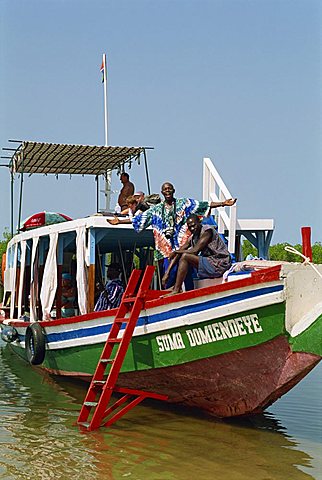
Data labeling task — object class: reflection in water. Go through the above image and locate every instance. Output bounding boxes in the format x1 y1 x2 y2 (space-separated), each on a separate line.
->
0 341 320 480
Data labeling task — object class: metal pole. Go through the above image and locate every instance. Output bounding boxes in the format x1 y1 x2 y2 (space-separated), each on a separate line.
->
118 240 127 283
17 150 24 231
18 172 24 230
143 149 151 195
96 176 99 212
10 170 14 236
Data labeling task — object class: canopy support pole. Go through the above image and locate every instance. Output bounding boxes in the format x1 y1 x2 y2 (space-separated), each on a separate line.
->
10 170 14 237
17 149 25 232
96 176 99 212
18 172 24 232
143 149 151 195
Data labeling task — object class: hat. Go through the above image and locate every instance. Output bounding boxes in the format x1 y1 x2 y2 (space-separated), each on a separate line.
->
134 191 144 197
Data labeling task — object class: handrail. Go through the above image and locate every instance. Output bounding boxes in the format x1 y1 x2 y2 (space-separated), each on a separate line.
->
203 157 236 253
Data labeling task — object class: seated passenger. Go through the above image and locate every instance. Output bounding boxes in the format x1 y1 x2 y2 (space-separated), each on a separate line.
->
133 190 145 204
94 263 124 311
61 273 76 318
109 196 149 225
162 214 232 294
127 195 149 216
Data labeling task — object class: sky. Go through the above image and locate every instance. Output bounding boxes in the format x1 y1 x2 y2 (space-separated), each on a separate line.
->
0 0 321 245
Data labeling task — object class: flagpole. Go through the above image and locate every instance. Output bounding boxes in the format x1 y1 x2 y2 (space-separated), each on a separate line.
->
102 53 111 211
102 53 108 145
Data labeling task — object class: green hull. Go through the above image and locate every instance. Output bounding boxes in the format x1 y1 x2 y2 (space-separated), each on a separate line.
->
11 303 286 375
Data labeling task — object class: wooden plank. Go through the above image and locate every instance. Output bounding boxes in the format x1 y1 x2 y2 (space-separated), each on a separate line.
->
88 264 95 313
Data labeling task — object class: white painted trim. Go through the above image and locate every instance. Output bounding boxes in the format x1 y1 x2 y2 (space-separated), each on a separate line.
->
290 301 322 337
45 289 284 350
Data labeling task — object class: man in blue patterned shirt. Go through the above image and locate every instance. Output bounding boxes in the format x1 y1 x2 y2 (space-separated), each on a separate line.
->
132 182 236 261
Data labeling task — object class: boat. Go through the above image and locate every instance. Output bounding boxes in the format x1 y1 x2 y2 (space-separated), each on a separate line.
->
1 140 321 419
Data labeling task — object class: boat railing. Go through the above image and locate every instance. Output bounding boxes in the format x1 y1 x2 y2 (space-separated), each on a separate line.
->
203 157 237 253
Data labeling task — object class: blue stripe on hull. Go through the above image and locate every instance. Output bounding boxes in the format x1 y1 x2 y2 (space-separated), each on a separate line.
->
45 284 283 344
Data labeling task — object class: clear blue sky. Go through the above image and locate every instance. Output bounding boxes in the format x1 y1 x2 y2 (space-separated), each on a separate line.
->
1 0 321 244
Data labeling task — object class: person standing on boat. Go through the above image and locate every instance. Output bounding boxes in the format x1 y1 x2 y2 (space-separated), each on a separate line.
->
162 214 232 294
118 172 135 211
131 182 236 286
94 263 124 311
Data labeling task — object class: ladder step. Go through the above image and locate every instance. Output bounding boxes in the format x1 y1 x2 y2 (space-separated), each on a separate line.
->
108 338 122 343
93 380 106 385
100 358 114 364
84 401 98 407
122 296 137 303
114 317 130 323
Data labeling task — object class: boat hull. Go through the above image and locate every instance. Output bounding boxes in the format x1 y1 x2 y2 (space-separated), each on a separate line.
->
4 265 322 418
117 336 320 417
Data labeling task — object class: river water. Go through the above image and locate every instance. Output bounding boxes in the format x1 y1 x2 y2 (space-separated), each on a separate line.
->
0 339 321 480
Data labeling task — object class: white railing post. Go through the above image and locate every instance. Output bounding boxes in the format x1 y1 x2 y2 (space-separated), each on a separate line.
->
202 157 236 254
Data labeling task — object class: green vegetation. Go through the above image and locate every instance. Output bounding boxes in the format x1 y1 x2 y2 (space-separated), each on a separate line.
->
242 239 322 264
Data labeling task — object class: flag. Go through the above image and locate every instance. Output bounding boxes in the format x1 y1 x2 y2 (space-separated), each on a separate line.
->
100 58 105 83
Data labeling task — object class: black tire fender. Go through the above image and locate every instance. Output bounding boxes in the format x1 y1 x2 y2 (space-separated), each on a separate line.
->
25 323 46 365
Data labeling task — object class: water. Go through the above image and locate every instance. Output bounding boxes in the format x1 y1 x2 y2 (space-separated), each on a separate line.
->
0 339 321 480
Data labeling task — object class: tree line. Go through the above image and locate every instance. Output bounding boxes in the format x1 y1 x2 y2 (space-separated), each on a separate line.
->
242 239 322 264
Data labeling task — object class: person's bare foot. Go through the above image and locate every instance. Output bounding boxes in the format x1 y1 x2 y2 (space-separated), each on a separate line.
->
161 288 182 298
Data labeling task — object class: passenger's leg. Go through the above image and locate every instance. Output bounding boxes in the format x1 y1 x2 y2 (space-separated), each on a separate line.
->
171 254 199 294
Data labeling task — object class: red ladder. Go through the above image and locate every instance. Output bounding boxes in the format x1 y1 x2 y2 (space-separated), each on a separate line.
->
77 265 168 431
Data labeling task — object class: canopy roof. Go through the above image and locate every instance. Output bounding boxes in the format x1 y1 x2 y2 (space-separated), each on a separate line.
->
10 141 149 175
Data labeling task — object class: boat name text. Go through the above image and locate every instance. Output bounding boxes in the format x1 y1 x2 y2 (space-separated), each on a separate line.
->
156 314 262 352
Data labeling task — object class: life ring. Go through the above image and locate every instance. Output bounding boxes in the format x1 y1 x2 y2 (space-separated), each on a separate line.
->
25 323 46 365
1 253 6 285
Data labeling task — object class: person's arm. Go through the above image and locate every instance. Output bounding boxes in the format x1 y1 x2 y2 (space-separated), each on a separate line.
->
209 198 237 208
131 207 154 232
174 230 213 256
107 216 132 225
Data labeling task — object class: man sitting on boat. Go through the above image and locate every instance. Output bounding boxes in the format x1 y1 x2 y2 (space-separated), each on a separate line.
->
94 263 124 311
162 214 232 294
131 182 236 287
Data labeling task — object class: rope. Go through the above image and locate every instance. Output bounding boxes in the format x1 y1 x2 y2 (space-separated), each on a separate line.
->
284 245 322 279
